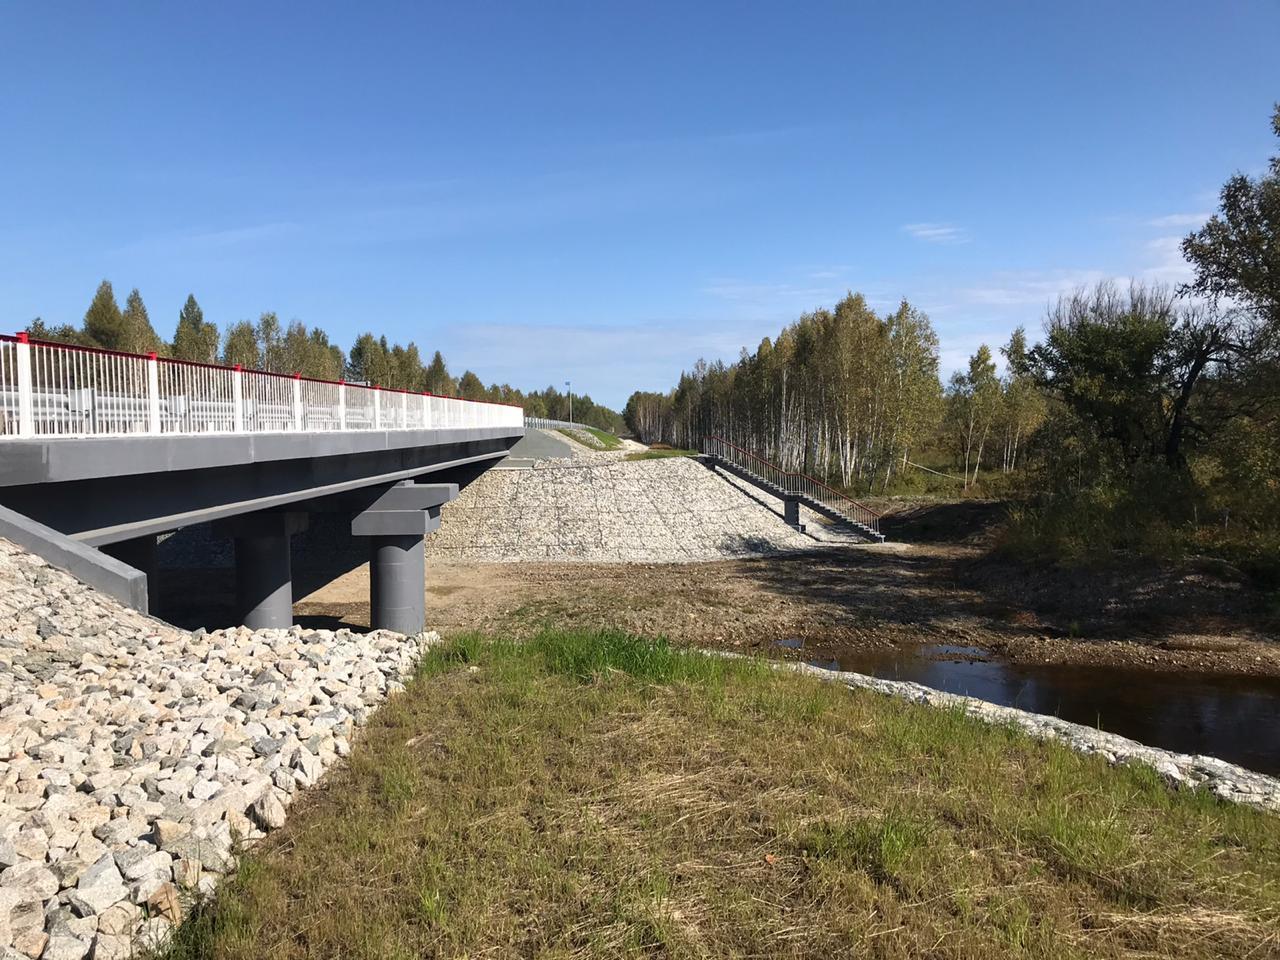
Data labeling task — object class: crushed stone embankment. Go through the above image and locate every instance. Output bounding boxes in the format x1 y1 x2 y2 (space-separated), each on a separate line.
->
0 537 429 958
427 455 870 563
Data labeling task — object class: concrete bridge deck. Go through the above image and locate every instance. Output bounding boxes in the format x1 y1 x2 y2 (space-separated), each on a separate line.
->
0 334 524 632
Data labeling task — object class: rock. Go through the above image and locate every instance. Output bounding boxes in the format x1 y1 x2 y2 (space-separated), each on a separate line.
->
10 831 47 863
173 858 201 890
0 862 58 901
94 901 141 937
89 933 131 960
12 929 46 960
252 737 283 758
249 792 286 831
0 889 42 949
135 917 172 952
68 855 127 918
115 848 171 883
150 819 190 850
41 937 90 960
145 883 181 924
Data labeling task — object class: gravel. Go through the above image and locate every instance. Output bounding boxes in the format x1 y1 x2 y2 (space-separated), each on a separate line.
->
0 536 431 955
427 456 868 563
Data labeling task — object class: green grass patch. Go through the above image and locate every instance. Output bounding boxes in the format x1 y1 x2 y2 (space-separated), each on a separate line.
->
162 630 1280 960
624 447 698 461
556 425 622 450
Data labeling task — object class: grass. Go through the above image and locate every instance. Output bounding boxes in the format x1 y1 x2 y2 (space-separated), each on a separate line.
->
162 630 1280 960
557 425 623 451
624 447 698 461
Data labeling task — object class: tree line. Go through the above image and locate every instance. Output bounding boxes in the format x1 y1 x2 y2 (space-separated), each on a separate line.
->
626 104 1280 572
25 285 625 432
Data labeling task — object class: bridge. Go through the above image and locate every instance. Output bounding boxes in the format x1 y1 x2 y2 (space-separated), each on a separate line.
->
0 333 524 633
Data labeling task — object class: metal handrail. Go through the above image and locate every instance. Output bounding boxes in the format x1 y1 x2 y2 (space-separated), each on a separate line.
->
525 417 581 431
702 435 881 535
0 333 524 439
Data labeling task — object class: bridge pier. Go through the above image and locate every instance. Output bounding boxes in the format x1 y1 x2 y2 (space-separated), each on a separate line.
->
352 481 458 636
784 497 804 532
368 535 426 635
213 512 309 630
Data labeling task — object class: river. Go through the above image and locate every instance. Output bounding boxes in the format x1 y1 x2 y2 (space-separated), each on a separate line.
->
790 641 1280 776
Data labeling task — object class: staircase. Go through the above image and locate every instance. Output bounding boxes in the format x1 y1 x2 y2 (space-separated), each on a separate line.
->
700 436 885 542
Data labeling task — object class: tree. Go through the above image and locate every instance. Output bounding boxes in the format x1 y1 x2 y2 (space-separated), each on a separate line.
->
27 317 87 346
119 288 164 355
172 295 219 363
424 351 455 395
305 328 345 381
221 321 261 369
1182 103 1280 327
82 280 124 349
945 345 1000 486
389 342 425 391
997 327 1045 473
457 370 487 401
1027 281 1248 471
257 312 284 373
346 333 395 386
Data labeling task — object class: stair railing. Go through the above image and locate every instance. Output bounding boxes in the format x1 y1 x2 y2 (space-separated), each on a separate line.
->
702 436 882 536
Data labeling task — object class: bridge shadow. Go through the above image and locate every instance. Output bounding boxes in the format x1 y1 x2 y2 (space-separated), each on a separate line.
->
156 515 375 631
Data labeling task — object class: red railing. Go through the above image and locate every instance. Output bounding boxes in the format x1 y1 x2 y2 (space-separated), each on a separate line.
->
702 436 882 536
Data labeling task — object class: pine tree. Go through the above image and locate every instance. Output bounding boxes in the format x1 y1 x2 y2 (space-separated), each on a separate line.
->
172 295 219 363
82 280 124 349
120 289 163 355
424 351 455 395
457 371 487 401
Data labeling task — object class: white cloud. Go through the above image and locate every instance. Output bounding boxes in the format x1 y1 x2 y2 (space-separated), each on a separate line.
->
960 269 1109 307
113 221 302 256
1147 212 1210 228
1142 235 1194 285
901 222 970 244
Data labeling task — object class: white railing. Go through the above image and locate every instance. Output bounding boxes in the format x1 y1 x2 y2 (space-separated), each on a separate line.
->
525 416 579 430
703 435 882 536
0 334 524 439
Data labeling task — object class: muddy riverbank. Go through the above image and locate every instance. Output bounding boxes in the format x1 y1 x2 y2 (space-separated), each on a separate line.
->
287 540 1279 676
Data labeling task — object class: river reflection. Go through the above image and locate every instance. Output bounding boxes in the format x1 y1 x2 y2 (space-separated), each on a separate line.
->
804 643 1280 776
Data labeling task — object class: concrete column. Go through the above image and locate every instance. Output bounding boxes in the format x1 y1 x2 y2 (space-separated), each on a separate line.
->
102 534 159 609
784 497 803 532
213 512 308 630
368 534 426 634
351 481 458 637
233 533 294 629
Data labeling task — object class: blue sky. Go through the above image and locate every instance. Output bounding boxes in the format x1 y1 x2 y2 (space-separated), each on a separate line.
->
2 2 1278 408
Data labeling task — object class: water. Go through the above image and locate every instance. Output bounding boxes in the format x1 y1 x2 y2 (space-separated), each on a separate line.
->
783 641 1280 776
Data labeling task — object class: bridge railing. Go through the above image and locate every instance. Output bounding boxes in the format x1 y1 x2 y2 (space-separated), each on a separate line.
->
524 416 581 431
0 334 524 439
702 436 882 536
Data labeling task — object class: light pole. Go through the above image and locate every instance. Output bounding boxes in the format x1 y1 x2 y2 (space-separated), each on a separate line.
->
565 380 573 423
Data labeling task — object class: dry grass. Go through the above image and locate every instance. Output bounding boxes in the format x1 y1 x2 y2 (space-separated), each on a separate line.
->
162 631 1280 959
